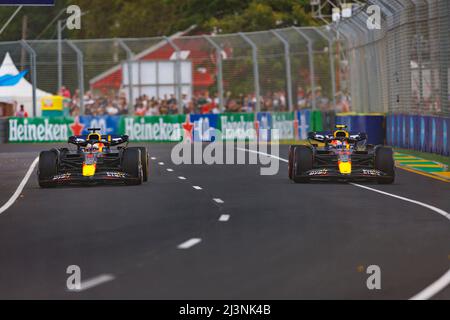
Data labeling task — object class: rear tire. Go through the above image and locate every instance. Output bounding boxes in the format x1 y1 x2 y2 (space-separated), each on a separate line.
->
129 147 149 182
38 151 58 188
293 146 313 183
122 148 143 185
374 146 395 184
288 145 300 180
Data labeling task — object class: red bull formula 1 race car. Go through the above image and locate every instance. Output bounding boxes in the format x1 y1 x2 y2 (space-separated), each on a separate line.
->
38 128 149 187
288 125 395 184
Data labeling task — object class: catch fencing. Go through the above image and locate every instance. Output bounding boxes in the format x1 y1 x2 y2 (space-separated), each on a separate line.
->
336 0 449 117
0 28 343 117
0 0 448 119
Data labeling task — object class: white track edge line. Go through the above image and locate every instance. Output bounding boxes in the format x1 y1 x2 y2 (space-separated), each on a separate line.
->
238 147 450 300
0 156 39 215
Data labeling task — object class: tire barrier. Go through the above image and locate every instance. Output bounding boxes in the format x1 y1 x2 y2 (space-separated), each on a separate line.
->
387 114 449 156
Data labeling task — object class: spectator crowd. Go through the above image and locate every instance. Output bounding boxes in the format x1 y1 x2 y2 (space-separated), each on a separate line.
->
60 85 351 117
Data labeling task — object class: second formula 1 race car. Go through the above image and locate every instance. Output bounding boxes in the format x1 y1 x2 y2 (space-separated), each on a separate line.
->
38 128 149 187
288 125 395 184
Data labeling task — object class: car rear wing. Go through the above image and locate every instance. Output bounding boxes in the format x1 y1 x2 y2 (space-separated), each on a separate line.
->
68 135 129 147
308 132 368 144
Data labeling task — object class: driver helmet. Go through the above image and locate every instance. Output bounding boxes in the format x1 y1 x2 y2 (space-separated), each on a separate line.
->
330 140 343 147
331 140 348 150
86 143 103 152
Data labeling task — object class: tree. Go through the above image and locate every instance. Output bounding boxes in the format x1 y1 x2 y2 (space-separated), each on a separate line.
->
0 0 318 40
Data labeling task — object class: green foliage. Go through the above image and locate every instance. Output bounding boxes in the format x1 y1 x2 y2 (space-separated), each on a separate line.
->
0 0 317 40
204 0 317 33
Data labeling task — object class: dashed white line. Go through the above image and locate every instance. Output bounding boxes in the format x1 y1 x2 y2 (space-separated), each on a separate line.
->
151 157 156 160
158 162 165 166
70 274 115 292
178 176 187 180
177 238 202 249
193 186 203 190
166 168 174 172
0 156 39 216
213 198 224 204
239 147 450 300
219 214 230 222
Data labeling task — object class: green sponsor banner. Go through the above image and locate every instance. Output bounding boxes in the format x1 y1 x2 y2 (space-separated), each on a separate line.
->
121 115 186 142
219 113 255 140
8 117 74 143
272 112 295 140
310 110 323 132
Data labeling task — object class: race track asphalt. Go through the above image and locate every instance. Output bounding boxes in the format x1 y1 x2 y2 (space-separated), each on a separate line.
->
0 143 449 299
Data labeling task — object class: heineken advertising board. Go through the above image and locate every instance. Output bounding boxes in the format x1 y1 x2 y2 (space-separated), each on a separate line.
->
7 111 324 143
271 112 295 140
120 115 186 142
9 117 74 143
220 113 255 140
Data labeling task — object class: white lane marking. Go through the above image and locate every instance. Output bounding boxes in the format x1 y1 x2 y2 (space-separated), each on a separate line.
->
177 238 202 249
350 183 450 221
213 198 224 204
166 168 174 172
158 162 165 166
410 269 450 300
193 186 202 190
0 156 39 216
239 147 450 300
151 157 156 160
219 214 230 222
72 274 115 292
178 176 187 180
351 183 450 301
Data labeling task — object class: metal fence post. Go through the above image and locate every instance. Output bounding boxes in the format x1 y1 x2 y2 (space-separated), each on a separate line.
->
66 40 85 115
315 28 337 111
271 30 294 112
20 40 37 117
204 35 225 112
117 39 134 115
57 20 63 94
294 28 317 111
239 32 261 113
164 36 182 114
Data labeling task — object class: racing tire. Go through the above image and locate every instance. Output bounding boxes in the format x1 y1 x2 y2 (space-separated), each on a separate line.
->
288 145 301 180
122 148 143 186
38 151 58 188
129 147 149 182
292 146 313 183
374 146 395 184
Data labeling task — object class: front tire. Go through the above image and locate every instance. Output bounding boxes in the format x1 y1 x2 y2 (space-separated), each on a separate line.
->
38 150 58 188
288 145 300 180
122 148 143 185
129 147 149 182
293 146 313 183
374 146 395 184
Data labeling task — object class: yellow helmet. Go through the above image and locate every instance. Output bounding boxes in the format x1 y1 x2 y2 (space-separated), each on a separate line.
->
334 125 349 139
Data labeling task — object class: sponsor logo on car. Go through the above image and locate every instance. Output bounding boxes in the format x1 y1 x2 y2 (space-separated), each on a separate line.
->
106 172 126 178
308 169 329 176
362 169 381 176
52 173 71 180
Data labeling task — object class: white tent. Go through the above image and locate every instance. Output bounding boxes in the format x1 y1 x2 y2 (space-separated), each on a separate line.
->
0 53 52 116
